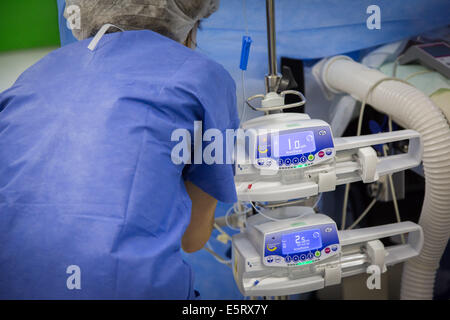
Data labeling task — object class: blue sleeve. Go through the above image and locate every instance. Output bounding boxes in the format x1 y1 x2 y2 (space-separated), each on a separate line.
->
178 55 240 203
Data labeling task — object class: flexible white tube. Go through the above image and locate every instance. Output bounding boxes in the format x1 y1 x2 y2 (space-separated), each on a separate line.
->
321 56 450 300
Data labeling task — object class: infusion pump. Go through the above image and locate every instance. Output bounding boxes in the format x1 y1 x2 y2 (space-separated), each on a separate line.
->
230 112 424 297
248 210 340 268
251 117 335 170
234 113 422 202
236 113 334 172
232 207 423 297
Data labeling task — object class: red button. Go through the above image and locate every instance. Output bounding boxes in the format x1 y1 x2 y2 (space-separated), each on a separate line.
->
325 247 331 254
318 151 325 158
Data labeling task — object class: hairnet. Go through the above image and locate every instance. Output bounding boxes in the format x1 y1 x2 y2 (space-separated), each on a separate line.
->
64 0 220 43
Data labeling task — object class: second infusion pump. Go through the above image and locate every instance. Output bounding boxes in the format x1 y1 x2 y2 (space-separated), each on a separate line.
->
259 214 340 267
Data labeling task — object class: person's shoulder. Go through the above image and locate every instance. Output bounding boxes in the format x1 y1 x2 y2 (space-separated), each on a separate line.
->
187 50 232 78
178 49 236 92
102 30 235 93
121 30 234 83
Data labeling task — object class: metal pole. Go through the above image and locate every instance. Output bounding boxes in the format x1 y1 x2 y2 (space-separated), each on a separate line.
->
266 0 277 76
265 0 281 93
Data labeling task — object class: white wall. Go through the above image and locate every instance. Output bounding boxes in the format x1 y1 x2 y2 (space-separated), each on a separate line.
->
0 47 57 93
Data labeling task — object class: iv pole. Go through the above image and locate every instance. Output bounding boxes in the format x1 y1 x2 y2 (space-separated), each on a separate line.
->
265 0 281 93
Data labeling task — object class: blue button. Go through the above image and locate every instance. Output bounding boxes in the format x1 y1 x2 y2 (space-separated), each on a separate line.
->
266 257 274 263
278 159 284 166
326 149 333 156
285 159 291 165
307 253 314 259
293 157 299 164
285 256 292 262
300 156 307 163
257 159 264 166
293 255 299 262
332 245 338 252
300 254 306 260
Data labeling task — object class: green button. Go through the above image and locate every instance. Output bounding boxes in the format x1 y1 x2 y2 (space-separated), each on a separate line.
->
308 154 315 161
315 250 321 257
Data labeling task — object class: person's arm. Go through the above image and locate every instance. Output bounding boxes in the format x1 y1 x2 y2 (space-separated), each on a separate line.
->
182 181 218 253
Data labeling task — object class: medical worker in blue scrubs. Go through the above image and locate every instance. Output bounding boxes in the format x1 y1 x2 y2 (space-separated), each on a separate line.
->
0 0 239 299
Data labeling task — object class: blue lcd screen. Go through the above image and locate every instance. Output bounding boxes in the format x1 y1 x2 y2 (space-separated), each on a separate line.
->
274 131 316 157
281 229 322 254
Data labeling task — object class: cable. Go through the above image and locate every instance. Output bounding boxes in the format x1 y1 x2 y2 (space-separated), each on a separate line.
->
392 55 433 82
392 55 403 78
357 77 411 136
239 0 250 126
312 193 323 210
213 222 232 241
224 202 249 231
224 204 240 231
242 0 249 36
204 242 231 267
250 271 277 288
240 70 248 125
245 186 309 222
346 198 377 230
341 76 412 230
261 198 306 209
341 183 350 229
260 195 320 209
248 200 281 221
382 144 406 244
404 70 434 82
343 75 411 231
241 170 321 221
384 65 404 243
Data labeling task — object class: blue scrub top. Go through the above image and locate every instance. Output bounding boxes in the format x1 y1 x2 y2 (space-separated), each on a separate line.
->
0 30 239 299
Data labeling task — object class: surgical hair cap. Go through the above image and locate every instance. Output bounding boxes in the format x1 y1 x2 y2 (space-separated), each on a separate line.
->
64 0 220 43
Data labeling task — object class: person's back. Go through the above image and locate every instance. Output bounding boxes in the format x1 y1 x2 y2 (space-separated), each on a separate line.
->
0 28 238 299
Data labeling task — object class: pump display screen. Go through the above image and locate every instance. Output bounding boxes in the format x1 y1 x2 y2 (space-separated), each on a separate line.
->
274 131 316 157
281 229 322 254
